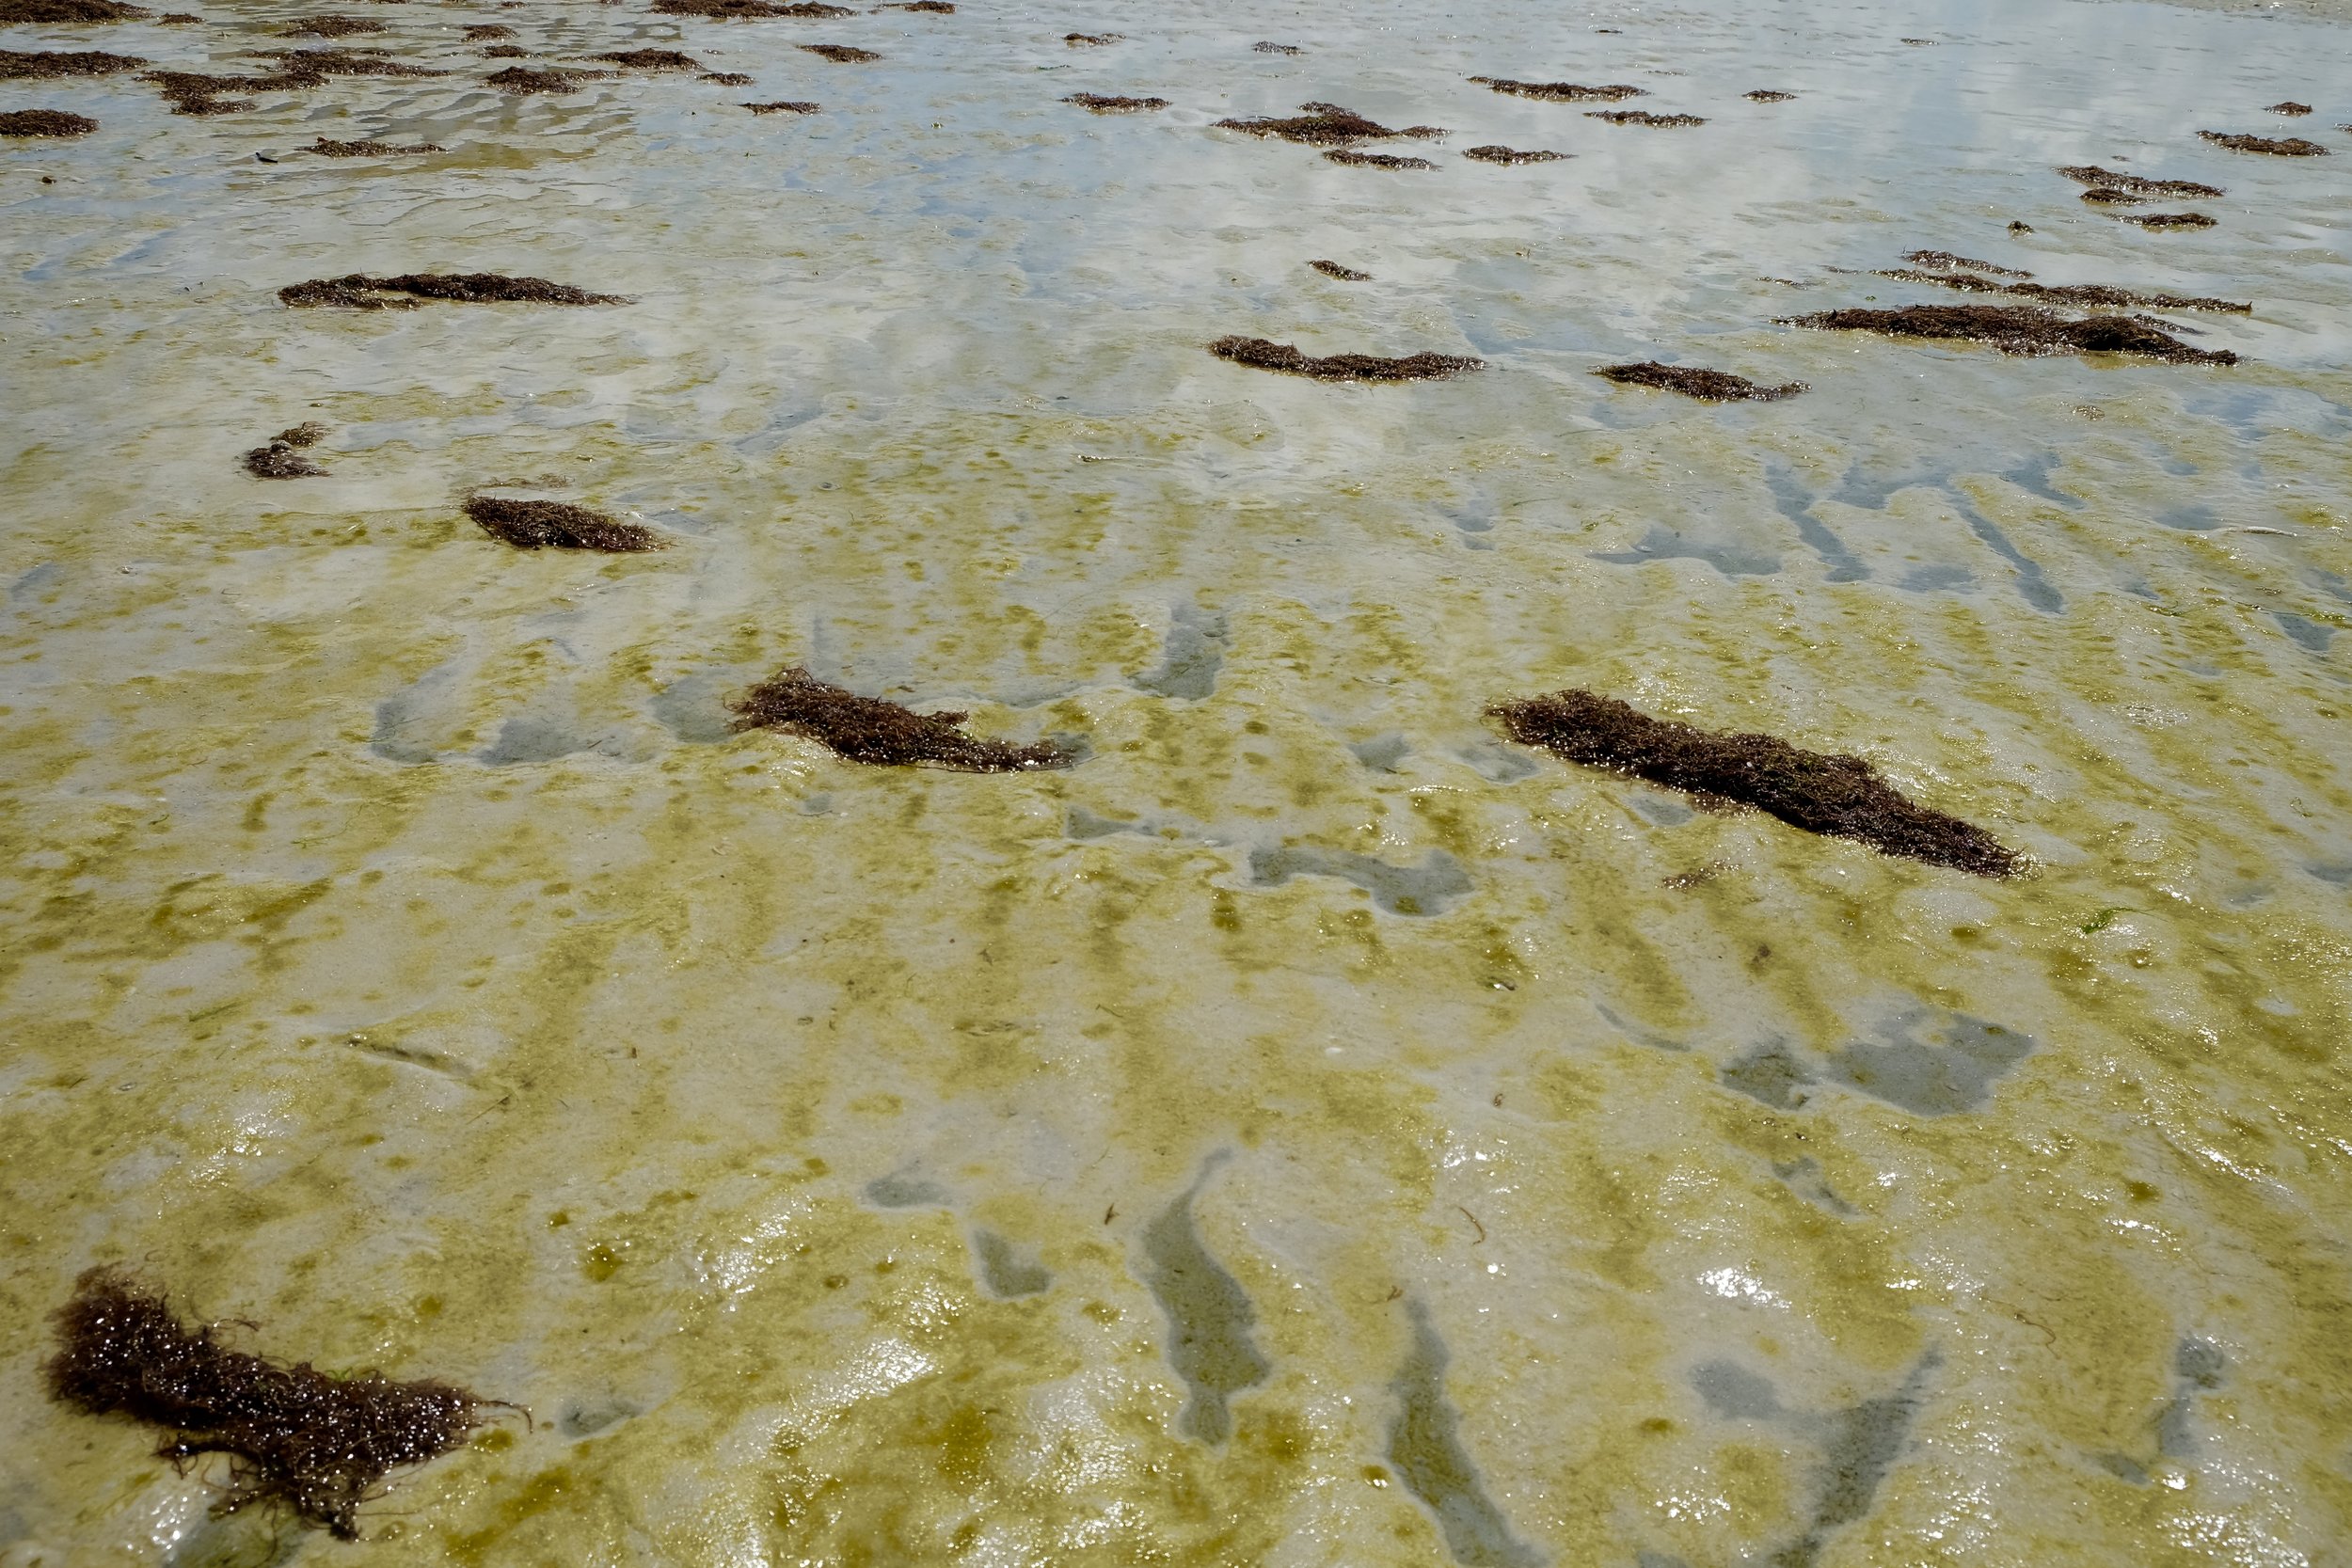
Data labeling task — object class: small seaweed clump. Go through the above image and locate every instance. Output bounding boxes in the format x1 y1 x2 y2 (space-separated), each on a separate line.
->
307 135 440 154
653 0 849 15
1470 76 1641 102
1324 148 1431 168
2199 130 2328 155
0 108 96 135
0 0 150 20
0 49 147 77
2126 212 2217 230
479 43 524 56
1587 109 1705 126
1464 144 1565 164
799 42 875 60
2265 101 2312 116
46 1269 489 1541
244 431 326 478
2057 164 2222 198
1063 31 1119 45
729 667 1072 771
742 98 817 113
1901 249 2027 277
279 273 629 309
1487 689 2020 876
1593 362 1804 402
278 13 382 36
2079 186 2148 205
1063 92 1166 112
1253 40 1300 54
890 1 954 11
461 23 512 39
597 48 701 68
1213 102 1439 145
486 65 607 91
1209 335 1483 382
700 70 751 84
465 496 662 551
1744 88 1795 102
1309 259 1369 279
1787 304 2236 364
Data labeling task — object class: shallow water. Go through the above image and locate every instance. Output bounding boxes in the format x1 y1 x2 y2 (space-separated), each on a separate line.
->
1 0 2349 1562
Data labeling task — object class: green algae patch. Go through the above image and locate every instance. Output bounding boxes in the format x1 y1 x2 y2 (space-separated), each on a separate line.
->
1489 689 2021 876
729 667 1073 771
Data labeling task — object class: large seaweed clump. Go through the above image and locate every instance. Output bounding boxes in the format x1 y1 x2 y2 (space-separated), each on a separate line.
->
465 496 663 551
1470 76 1641 102
1208 335 1483 381
0 0 150 21
1594 361 1804 401
46 1269 490 1541
0 108 97 135
1786 305 2236 364
1874 264 2249 313
729 667 1073 771
1487 689 2020 876
0 48 147 76
2199 130 2327 155
279 273 629 309
2057 164 2222 198
597 48 703 69
1213 101 1440 145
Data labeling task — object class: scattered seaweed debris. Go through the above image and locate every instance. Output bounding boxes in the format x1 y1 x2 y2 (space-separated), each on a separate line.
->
798 41 875 59
741 98 817 113
1786 305 2237 364
2199 130 2327 155
2058 164 2222 198
699 70 751 83
728 667 1072 771
1587 108 1705 126
652 0 849 15
278 13 382 36
1 108 96 135
244 424 327 478
465 495 661 551
1744 88 1795 102
0 49 147 77
1487 689 2020 876
0 0 150 21
1464 143 1565 164
1470 76 1642 102
596 48 701 68
1063 91 1166 112
1594 361 1805 402
1212 102 1439 144
279 273 629 309
1324 148 1432 167
485 64 608 91
1063 31 1119 45
1208 335 1483 382
2125 211 2217 230
1874 266 2249 312
1901 249 2027 277
307 135 440 154
461 22 512 38
1309 258 1369 279
45 1268 492 1542
1253 40 1300 54
2265 101 2312 116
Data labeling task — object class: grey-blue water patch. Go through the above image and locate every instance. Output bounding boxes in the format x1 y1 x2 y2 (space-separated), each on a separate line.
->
370 659 464 765
2000 451 2084 511
1350 734 1411 773
1822 1012 2033 1117
1136 605 1229 701
476 714 625 767
651 673 739 744
1764 464 1868 583
1387 1300 1545 1568
1138 1171 1269 1446
1593 524 1781 578
1249 846 1473 916
970 1228 1052 1298
2274 611 2334 653
2156 504 2221 532
1945 492 2063 615
864 1172 949 1209
1720 1040 1818 1111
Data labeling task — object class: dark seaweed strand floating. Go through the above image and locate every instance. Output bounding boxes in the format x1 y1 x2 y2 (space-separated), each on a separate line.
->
461 22 512 38
2265 101 2312 116
1212 103 1440 145
1874 268 2249 313
1464 144 1565 164
1786 305 2236 365
1901 249 2028 277
307 135 441 154
1324 148 1431 168
1309 258 1370 279
1063 31 1119 45
799 42 877 60
888 1 954 12
0 49 148 77
2057 164 2223 198
486 65 609 92
465 496 662 551
479 44 525 56
1743 88 1795 102
1487 690 2021 877
729 668 1073 772
742 99 818 114
1208 335 1483 382
1063 92 1168 113
1587 109 1705 127
278 13 382 36
1470 75 1642 102
2127 212 2217 230
2079 187 2150 206
652 0 850 16
0 109 97 135
1594 362 1805 402
46 1269 491 1542
2199 130 2328 155
1253 40 1300 54
278 273 630 309
596 48 703 68
701 71 752 84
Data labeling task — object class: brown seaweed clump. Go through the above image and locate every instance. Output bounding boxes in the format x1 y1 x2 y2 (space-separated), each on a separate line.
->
259 48 441 77
485 64 608 91
729 667 1072 771
652 0 849 15
1486 689 2020 877
158 10 199 19
244 422 327 478
1587 109 1705 126
799 41 875 60
1470 76 1642 102
1874 265 2249 313
278 13 383 36
1901 249 2027 277
279 273 629 308
2199 130 2328 155
597 48 702 68
2125 211 2217 230
1253 40 1300 54
465 496 662 551
0 0 151 20
1324 148 1432 168
1593 361 1805 402
0 49 148 77
461 23 512 39
1213 102 1440 145
1063 92 1167 112
1208 335 1483 381
889 1 954 11
307 135 441 154
46 1269 491 1541
2079 186 2149 205
1786 304 2237 364
1744 88 1795 102
2057 164 2223 198
1464 143 1565 164
700 70 752 83
1309 259 1369 279
2265 101 2312 116
0 108 97 135
742 98 817 113
1063 31 1119 45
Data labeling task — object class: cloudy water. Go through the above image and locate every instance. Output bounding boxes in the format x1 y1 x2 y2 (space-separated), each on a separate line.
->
1 0 2349 1561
